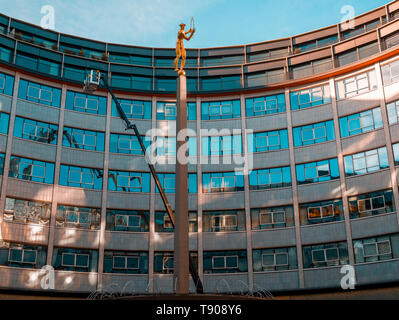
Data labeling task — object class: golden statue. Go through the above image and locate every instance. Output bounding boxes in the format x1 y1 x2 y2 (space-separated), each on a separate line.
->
174 21 195 76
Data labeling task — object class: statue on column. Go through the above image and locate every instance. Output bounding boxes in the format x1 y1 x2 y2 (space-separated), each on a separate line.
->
174 19 195 76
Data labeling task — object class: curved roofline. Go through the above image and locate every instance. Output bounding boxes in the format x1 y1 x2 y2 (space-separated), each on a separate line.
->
0 0 394 51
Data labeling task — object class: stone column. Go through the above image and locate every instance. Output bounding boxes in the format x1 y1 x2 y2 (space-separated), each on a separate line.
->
174 75 189 294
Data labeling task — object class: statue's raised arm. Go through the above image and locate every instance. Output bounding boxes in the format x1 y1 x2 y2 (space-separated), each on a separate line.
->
174 22 196 76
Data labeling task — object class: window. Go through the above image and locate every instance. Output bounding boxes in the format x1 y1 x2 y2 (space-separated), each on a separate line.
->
203 250 247 274
0 242 47 269
0 153 4 175
110 133 151 155
339 107 383 138
4 197 51 225
303 242 349 268
155 211 197 233
348 189 394 219
53 247 98 272
65 91 107 115
59 165 103 189
0 71 14 96
299 199 343 225
382 59 399 86
387 99 399 125
155 173 197 194
293 120 335 147
8 248 37 265
106 209 149 232
211 215 237 232
154 252 198 274
108 170 150 193
9 156 54 184
290 84 331 110
247 130 288 152
202 135 243 155
394 143 399 165
202 171 244 193
212 255 238 269
103 251 148 274
61 252 89 268
253 247 298 272
344 147 389 176
0 112 10 135
245 94 286 117
112 99 151 120
249 167 291 190
14 116 58 144
56 205 101 230
335 70 378 100
201 100 241 120
251 206 294 230
63 127 105 151
156 102 196 120
296 158 339 184
354 234 399 263
18 79 61 107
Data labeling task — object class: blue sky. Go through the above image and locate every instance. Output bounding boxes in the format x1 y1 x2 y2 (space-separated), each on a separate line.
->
0 0 390 48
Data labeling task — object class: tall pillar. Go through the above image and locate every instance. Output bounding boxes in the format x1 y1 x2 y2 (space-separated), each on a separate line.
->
174 75 189 294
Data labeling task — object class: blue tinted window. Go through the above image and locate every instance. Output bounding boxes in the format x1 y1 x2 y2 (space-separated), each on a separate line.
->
59 165 103 189
0 112 10 135
63 127 105 151
0 153 4 175
103 251 148 274
202 135 242 155
18 79 61 108
110 133 151 155
348 189 394 219
0 242 47 269
112 98 152 120
290 84 331 110
203 250 247 274
245 94 286 117
339 107 383 138
344 147 389 176
302 242 349 269
393 143 399 165
65 91 107 115
108 170 150 193
293 120 335 147
249 167 292 190
156 102 196 120
247 130 288 152
0 72 14 96
201 100 241 120
296 158 339 184
202 171 244 193
14 116 58 144
9 156 54 184
386 100 399 125
155 173 197 194
52 247 98 272
106 209 150 232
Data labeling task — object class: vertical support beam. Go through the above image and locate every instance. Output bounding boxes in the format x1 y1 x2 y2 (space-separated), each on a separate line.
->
196 95 204 286
174 75 189 294
46 84 66 266
0 72 20 240
284 88 305 289
240 94 254 292
96 92 112 291
375 62 399 224
329 78 355 266
148 95 157 293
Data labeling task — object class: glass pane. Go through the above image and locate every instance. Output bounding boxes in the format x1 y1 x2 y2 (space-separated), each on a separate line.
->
372 196 385 210
213 256 224 268
308 207 321 219
23 250 37 263
262 254 275 266
317 163 330 177
128 215 141 227
273 211 285 223
275 253 288 266
260 212 272 225
62 253 75 266
322 205 334 217
312 250 325 262
226 256 238 268
377 242 391 255
76 254 89 267
9 249 23 262
113 256 125 268
115 215 128 226
27 86 40 99
127 256 139 269
325 248 338 261
66 211 78 223
358 199 371 212
363 243 377 257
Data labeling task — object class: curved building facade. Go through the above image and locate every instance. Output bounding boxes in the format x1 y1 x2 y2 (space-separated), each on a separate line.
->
1 1 399 295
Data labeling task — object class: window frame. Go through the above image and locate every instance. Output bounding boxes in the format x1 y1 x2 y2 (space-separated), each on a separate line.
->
261 252 289 268
27 85 53 104
61 252 90 268
8 248 38 265
74 96 99 112
18 161 46 180
357 195 385 213
307 204 335 220
112 255 140 270
211 214 238 231
68 169 95 186
362 239 392 258
259 210 286 227
71 131 97 149
311 247 340 265
22 122 50 140
211 255 239 270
